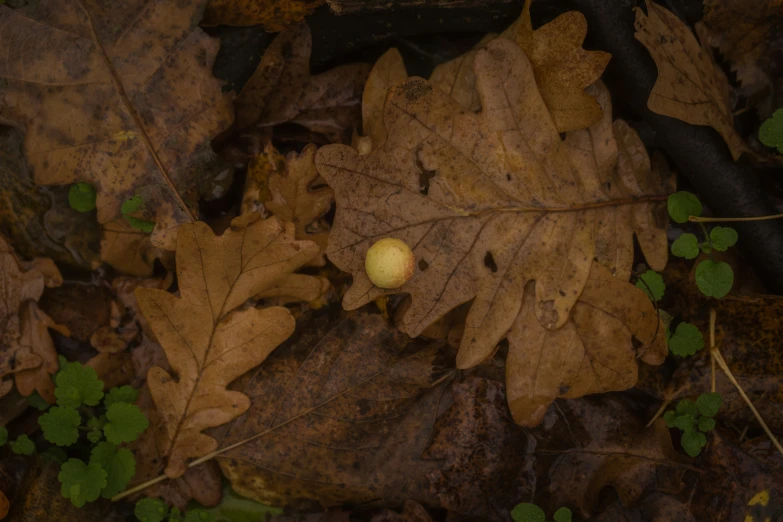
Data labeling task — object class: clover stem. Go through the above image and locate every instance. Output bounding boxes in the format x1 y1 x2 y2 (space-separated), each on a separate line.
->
698 222 713 257
690 213 783 223
709 309 783 457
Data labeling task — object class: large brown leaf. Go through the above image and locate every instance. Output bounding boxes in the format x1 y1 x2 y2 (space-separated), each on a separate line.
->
0 236 65 402
633 1 750 160
0 0 234 251
316 39 668 425
234 24 370 143
216 313 532 519
429 0 611 132
136 214 322 477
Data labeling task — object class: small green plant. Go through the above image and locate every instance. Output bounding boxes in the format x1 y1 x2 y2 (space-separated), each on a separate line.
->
134 498 214 522
663 393 723 457
34 358 148 507
0 427 38 455
759 108 783 153
122 195 156 233
668 191 735 299
511 503 571 522
634 270 705 357
68 183 97 212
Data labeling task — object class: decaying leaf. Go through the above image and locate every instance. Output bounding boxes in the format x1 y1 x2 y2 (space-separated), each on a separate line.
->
0 127 101 270
357 48 409 153
217 312 445 507
204 0 324 30
316 39 667 425
0 0 234 251
429 0 611 132
702 0 783 116
136 214 322 477
633 1 750 160
234 24 370 143
100 219 171 278
0 236 65 403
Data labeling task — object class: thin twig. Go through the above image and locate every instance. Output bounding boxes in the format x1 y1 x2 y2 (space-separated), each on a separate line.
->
709 311 716 393
690 213 783 223
646 386 686 428
709 309 783 457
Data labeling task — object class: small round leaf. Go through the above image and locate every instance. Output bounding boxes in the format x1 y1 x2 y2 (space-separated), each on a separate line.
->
635 270 665 301
681 430 707 457
668 322 704 357
671 233 700 259
511 503 546 522
668 191 702 223
68 183 97 212
710 227 738 251
697 392 723 417
695 261 734 298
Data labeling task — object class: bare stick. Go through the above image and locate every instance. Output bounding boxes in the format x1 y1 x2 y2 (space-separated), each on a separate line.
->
709 311 716 393
690 213 783 223
646 386 687 428
709 310 783 456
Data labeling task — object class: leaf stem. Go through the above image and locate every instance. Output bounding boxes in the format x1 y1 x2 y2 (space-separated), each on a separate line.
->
709 309 783 457
690 213 783 223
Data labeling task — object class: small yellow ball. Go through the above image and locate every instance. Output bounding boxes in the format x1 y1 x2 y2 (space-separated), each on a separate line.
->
365 238 416 289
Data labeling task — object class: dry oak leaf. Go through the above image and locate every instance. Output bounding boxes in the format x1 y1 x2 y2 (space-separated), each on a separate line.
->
0 0 234 251
356 48 409 154
316 39 668 426
429 0 611 132
203 0 324 30
264 144 334 266
0 237 66 403
234 24 370 143
136 214 322 477
217 313 447 508
702 0 783 114
101 218 173 278
633 1 750 161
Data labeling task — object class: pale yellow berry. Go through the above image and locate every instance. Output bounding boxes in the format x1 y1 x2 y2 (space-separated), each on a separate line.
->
365 238 415 289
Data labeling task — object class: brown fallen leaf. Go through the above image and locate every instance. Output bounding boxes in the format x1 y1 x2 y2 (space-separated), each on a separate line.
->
316 38 667 425
136 214 322 477
234 24 370 143
1 236 65 403
101 219 172 278
357 48 409 153
428 0 611 132
0 127 100 270
262 144 333 265
0 0 234 251
633 0 750 161
203 0 324 30
702 0 783 116
217 312 445 507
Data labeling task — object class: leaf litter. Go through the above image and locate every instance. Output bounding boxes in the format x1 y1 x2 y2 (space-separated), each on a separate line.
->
1 0 783 520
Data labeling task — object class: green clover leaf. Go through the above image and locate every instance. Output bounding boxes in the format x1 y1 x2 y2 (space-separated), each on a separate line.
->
695 260 734 298
58 458 107 507
135 498 169 522
184 509 214 522
681 430 707 457
698 417 716 432
54 362 104 408
11 434 36 455
668 191 702 223
673 413 696 432
635 270 665 301
676 399 698 416
668 322 704 356
26 391 51 411
697 392 723 417
89 442 136 498
710 226 738 251
104 403 149 444
39 406 81 446
68 183 97 213
671 233 700 259
511 503 546 522
759 109 783 150
121 196 155 233
104 385 139 408
663 410 677 428
553 507 572 522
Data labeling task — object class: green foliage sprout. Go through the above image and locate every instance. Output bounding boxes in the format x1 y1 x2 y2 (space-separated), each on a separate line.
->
68 183 97 212
134 498 215 522
759 108 783 153
664 393 723 457
33 357 148 507
122 195 156 233
511 503 572 522
668 191 735 298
